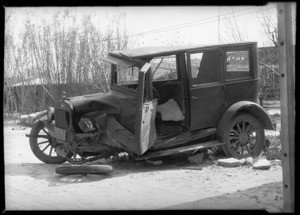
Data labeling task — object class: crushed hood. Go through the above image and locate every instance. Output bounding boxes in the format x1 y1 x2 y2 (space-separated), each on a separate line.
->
68 91 121 117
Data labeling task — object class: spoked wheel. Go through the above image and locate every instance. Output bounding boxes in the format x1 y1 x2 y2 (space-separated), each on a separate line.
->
55 164 114 175
221 113 265 159
29 120 67 164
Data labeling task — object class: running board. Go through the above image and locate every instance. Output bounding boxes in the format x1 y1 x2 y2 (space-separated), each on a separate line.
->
137 140 224 160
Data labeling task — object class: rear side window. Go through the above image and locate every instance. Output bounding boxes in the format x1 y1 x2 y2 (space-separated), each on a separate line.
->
225 50 251 80
190 50 221 86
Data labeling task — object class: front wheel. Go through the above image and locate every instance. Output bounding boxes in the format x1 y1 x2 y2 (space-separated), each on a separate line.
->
55 164 114 175
29 120 67 164
220 113 265 159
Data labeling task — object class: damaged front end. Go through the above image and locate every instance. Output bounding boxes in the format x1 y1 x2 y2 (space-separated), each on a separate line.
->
47 61 158 163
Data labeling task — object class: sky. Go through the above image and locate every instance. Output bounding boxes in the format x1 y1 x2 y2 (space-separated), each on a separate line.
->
5 4 295 48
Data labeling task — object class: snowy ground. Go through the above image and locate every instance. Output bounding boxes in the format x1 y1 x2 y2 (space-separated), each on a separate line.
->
3 107 283 211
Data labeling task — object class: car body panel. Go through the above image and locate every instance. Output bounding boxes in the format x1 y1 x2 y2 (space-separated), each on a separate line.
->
50 42 274 158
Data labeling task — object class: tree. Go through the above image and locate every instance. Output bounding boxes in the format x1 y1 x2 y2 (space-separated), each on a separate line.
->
4 8 132 114
221 8 248 43
257 7 278 47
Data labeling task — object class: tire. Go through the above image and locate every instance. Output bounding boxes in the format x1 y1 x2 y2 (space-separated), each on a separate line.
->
29 120 67 164
220 113 265 159
55 164 114 175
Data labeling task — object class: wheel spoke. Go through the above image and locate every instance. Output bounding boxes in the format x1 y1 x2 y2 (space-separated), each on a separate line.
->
237 123 243 133
41 128 50 136
38 140 50 145
246 125 256 135
36 135 50 139
245 144 252 153
41 143 51 152
231 139 240 145
49 146 53 156
242 121 245 132
244 123 251 133
241 144 244 155
229 136 239 140
233 140 242 151
232 129 240 136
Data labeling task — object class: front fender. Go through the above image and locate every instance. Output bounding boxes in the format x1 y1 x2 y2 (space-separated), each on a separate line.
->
41 119 55 136
218 101 274 138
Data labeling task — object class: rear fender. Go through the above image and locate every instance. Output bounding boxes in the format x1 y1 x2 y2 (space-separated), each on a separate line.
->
217 101 274 139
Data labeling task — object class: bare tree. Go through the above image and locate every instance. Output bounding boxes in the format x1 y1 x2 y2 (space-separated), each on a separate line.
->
257 8 278 47
222 8 248 43
4 8 132 115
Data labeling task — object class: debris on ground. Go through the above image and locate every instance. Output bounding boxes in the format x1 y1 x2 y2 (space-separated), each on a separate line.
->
217 158 241 167
253 159 271 170
188 152 204 164
183 166 203 170
19 115 29 125
239 158 246 165
270 159 282 166
246 157 254 166
17 110 47 126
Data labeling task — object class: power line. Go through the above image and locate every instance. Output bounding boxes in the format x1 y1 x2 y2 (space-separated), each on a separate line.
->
127 7 254 37
99 6 276 42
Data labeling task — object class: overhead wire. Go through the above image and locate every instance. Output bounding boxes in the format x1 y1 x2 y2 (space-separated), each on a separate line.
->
99 6 277 42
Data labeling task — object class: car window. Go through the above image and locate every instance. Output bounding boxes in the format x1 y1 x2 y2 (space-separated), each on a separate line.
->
150 55 177 82
115 65 139 85
190 51 221 86
225 50 251 80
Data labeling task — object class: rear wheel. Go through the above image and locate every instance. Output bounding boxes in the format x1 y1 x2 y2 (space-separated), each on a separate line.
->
220 113 265 159
29 120 67 164
55 164 114 175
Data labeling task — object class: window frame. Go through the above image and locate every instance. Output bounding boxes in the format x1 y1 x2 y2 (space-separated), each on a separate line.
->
222 46 254 82
150 54 179 83
186 48 222 89
111 64 140 95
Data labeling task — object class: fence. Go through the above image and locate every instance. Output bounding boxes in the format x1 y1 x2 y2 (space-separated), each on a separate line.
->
3 82 104 116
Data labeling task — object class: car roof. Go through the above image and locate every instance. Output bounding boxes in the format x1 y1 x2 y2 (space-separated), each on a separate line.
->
109 42 256 59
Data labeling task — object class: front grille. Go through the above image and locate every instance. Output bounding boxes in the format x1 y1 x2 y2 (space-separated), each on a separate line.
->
54 109 70 129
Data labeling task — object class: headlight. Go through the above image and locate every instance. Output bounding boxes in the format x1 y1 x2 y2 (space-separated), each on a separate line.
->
47 107 54 122
79 118 95 132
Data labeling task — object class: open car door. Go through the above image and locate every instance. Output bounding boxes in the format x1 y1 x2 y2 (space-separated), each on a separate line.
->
135 63 158 155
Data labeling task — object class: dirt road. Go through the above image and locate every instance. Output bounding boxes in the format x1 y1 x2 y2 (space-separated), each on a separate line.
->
4 120 283 211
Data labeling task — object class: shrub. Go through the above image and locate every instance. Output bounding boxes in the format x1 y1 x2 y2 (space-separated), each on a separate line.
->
263 136 282 160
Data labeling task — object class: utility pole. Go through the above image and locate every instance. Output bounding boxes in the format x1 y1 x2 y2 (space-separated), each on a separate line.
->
277 2 295 212
218 7 220 43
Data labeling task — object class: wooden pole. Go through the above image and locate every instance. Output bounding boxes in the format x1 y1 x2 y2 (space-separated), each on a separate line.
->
277 3 295 212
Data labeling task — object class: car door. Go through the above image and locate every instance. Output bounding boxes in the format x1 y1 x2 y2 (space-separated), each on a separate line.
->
135 63 158 155
221 44 259 107
187 49 226 131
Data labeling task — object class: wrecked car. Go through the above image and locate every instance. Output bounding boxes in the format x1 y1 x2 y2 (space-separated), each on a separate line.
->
26 42 274 174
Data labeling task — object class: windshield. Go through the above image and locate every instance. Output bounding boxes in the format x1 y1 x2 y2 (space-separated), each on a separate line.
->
112 64 140 91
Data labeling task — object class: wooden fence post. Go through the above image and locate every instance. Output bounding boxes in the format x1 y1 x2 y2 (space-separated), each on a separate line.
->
277 2 295 212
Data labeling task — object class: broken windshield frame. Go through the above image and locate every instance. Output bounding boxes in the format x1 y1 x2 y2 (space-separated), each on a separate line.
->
111 64 141 93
